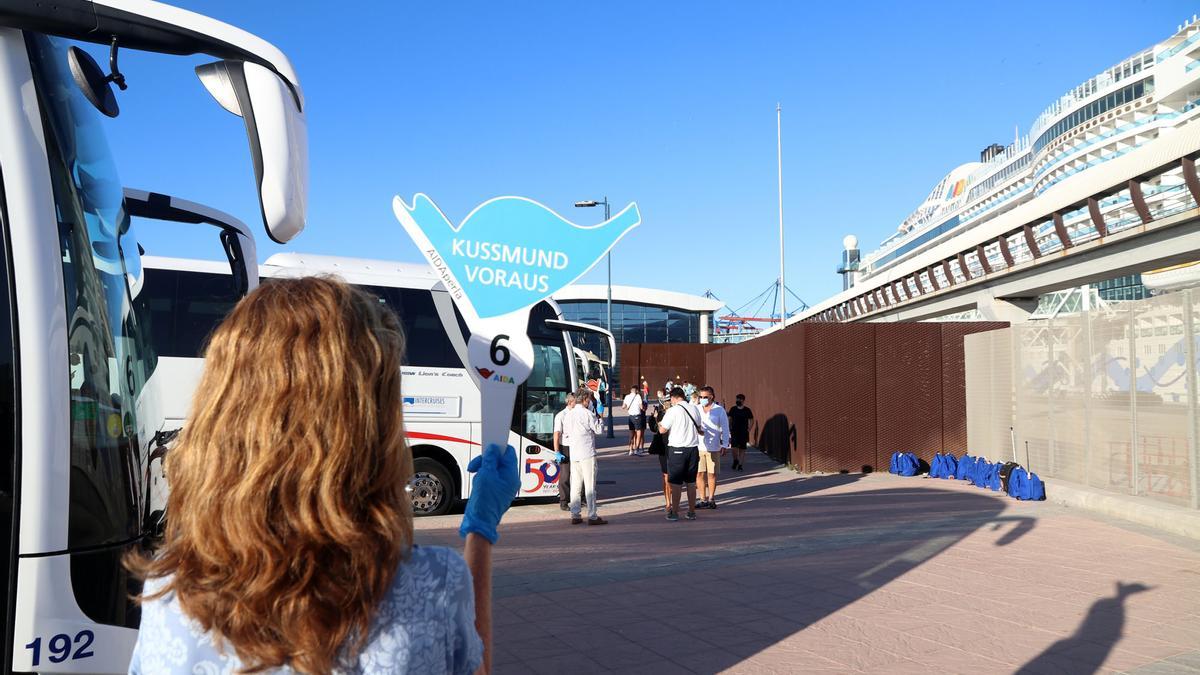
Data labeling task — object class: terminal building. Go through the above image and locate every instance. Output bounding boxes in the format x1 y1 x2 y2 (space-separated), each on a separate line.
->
551 284 722 392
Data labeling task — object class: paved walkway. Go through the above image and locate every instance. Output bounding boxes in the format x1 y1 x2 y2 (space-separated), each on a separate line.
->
414 421 1200 674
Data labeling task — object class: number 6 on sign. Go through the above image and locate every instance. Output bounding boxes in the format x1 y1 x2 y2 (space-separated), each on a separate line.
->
489 335 510 366
467 320 533 452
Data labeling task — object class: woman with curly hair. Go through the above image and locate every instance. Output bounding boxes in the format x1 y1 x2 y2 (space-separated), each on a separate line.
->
127 277 518 674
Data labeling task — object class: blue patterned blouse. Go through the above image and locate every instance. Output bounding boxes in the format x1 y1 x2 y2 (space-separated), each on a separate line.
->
129 545 482 674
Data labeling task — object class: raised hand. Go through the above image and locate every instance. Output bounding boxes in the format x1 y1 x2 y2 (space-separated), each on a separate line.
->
458 444 521 544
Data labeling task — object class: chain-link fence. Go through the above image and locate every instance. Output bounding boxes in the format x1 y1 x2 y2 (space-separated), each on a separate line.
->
966 292 1200 509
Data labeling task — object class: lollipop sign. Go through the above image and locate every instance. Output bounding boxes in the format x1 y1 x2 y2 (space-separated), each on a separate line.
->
393 194 640 453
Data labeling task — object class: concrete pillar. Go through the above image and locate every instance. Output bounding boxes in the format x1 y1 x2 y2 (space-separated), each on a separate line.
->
977 295 1038 323
700 312 710 344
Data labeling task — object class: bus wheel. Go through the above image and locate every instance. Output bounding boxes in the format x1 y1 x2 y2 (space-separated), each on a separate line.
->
410 458 454 516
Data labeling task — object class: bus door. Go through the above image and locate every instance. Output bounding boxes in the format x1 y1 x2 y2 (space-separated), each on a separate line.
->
546 318 616 391
124 189 258 296
511 302 573 498
125 192 259 534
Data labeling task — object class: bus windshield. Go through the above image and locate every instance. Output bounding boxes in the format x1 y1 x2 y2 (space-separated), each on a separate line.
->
30 34 157 628
516 302 571 446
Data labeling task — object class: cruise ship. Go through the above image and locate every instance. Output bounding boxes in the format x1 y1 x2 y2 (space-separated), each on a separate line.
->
840 18 1200 295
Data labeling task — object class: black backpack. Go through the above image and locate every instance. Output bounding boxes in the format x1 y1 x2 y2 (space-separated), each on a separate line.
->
999 461 1021 493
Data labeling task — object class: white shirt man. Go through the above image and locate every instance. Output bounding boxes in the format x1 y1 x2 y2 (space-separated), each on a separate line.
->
622 389 645 455
657 389 704 520
552 393 576 510
696 387 731 509
553 408 573 450
562 395 605 524
699 402 730 454
624 391 643 416
660 401 700 449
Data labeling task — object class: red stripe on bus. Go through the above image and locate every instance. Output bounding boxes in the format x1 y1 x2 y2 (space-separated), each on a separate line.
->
406 431 480 446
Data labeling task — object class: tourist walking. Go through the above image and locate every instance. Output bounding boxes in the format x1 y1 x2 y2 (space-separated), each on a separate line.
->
728 393 755 471
683 380 697 399
622 385 646 456
564 389 607 525
658 387 704 521
552 392 577 510
696 386 730 509
645 397 672 512
126 277 514 674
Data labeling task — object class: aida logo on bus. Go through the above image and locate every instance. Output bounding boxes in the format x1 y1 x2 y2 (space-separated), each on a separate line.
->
394 193 640 319
476 367 515 384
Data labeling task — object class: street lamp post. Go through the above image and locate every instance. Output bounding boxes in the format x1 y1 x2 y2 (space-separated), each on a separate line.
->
575 197 615 438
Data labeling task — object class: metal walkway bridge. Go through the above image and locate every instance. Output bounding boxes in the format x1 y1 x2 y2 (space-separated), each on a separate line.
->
797 123 1200 324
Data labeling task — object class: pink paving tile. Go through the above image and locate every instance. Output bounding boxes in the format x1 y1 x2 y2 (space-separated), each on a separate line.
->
726 650 850 674
1103 635 1195 661
861 656 948 674
415 434 1200 674
833 604 932 633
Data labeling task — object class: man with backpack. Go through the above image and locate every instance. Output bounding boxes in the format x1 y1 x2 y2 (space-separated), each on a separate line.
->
657 387 703 521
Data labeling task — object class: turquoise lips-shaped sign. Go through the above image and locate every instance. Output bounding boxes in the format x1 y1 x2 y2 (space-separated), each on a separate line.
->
393 194 641 320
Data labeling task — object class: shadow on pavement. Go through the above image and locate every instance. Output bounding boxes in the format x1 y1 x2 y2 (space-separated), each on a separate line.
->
1015 582 1152 675
417 440 1041 673
595 465 783 510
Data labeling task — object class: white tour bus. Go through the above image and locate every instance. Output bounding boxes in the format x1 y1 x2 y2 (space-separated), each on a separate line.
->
573 346 611 393
0 1 309 671
139 253 615 517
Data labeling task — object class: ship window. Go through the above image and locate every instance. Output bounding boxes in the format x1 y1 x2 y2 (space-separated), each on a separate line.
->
1034 78 1151 155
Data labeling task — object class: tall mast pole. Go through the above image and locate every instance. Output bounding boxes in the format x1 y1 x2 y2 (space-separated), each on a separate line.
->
777 103 786 325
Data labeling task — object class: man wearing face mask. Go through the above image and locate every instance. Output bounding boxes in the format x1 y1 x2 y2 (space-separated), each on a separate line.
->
727 394 754 471
696 386 730 509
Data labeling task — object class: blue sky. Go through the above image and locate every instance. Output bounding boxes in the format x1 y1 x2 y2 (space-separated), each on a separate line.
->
95 0 1194 317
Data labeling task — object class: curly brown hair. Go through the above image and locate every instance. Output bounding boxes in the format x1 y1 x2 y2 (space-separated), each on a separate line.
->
127 276 413 673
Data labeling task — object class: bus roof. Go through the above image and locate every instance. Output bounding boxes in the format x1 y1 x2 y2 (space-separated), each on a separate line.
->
0 0 304 107
262 253 441 289
142 255 232 274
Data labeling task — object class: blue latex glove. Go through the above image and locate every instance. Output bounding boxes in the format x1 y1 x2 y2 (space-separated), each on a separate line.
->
552 451 565 464
459 444 520 544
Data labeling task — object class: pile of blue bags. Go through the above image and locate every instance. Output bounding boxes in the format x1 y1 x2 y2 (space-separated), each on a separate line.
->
889 451 920 476
929 452 958 479
1006 466 1046 501
887 451 1045 501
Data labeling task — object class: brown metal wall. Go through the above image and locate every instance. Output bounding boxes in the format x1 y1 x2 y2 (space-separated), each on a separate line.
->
940 322 1009 454
876 323 942 467
619 343 722 395
706 321 1008 473
804 324 876 473
705 328 805 465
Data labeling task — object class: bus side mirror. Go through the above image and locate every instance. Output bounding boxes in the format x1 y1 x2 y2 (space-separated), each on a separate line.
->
196 60 308 244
